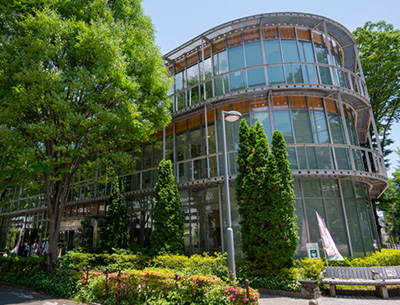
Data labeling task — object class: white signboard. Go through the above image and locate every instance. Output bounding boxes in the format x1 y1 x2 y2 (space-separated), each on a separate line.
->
306 243 321 260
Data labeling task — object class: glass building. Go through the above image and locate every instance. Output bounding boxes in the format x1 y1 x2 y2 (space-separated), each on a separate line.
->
0 13 389 258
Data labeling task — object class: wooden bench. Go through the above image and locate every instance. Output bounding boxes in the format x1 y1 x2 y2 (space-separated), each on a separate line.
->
320 266 400 299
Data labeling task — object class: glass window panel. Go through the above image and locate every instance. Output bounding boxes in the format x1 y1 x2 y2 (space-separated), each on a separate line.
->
310 111 329 143
190 127 203 158
335 147 350 169
153 139 163 167
265 40 282 63
165 135 174 162
228 45 245 71
294 199 307 258
245 42 263 67
281 40 300 62
287 147 297 169
292 110 313 143
187 64 199 87
213 51 228 75
273 110 293 143
344 199 365 257
208 156 218 177
207 122 216 154
302 180 322 197
229 71 246 91
293 179 301 197
229 151 237 175
175 71 184 91
205 187 222 252
178 162 190 182
247 67 265 87
285 64 294 83
299 41 315 62
353 149 364 171
328 113 345 144
293 64 304 83
316 147 331 169
325 199 350 257
296 146 308 169
200 57 212 81
142 170 152 189
341 180 354 198
268 65 285 84
251 111 272 142
306 198 325 243
176 131 188 161
302 64 317 83
306 147 318 169
214 75 229 95
193 159 205 180
322 180 339 197
319 66 333 85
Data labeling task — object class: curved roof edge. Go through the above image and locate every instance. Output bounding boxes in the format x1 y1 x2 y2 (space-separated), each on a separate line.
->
164 12 357 71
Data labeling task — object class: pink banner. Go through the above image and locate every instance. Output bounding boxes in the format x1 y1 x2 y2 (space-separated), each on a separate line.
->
316 212 344 261
11 228 23 254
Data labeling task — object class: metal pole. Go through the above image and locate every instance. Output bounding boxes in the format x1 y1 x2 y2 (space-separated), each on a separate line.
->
221 110 236 281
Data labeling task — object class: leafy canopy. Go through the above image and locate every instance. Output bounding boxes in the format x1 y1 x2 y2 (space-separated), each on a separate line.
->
353 21 400 159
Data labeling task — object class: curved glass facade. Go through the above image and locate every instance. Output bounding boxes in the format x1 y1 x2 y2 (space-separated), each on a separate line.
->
0 13 388 258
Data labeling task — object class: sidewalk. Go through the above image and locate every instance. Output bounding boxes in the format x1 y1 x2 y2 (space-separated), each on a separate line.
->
259 294 400 305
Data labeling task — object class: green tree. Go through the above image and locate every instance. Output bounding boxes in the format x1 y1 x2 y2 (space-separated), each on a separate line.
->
0 0 171 270
75 217 94 253
353 21 400 159
152 159 185 255
101 177 128 252
237 123 298 274
271 130 298 268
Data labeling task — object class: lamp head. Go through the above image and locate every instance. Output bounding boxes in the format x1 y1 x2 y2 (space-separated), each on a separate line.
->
223 111 242 122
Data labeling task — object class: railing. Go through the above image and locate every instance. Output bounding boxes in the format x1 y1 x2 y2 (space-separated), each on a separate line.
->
170 62 368 112
0 144 386 214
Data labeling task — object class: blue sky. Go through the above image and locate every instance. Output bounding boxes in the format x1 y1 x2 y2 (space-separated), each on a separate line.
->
142 0 400 176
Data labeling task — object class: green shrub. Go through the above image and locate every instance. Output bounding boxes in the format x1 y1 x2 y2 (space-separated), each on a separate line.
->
77 268 259 305
0 255 46 273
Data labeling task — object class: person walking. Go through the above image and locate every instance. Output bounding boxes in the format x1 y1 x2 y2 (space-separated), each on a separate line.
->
31 239 39 256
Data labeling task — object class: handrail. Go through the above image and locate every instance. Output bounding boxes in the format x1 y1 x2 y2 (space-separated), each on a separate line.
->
170 62 368 112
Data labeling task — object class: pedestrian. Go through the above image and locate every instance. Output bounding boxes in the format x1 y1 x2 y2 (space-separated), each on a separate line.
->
41 239 49 256
22 241 30 257
31 239 39 256
2 251 7 257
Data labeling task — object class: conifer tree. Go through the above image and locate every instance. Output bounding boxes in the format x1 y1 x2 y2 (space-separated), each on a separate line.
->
100 177 128 252
152 160 185 255
271 130 299 268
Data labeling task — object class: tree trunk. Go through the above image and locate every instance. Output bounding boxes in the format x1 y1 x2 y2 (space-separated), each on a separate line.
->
47 205 63 273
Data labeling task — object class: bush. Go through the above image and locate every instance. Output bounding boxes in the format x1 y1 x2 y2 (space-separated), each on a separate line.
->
0 255 46 273
77 268 259 305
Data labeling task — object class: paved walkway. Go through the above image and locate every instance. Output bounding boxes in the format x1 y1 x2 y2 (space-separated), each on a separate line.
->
259 294 400 305
0 284 81 305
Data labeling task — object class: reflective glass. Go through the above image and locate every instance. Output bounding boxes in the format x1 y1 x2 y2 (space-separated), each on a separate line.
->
315 146 331 169
247 67 265 87
245 42 263 66
328 113 345 144
302 64 317 83
176 132 188 161
153 139 163 167
344 199 365 257
287 147 297 169
302 180 322 197
325 199 350 257
205 187 222 252
251 111 272 141
190 127 203 158
306 198 325 243
268 65 285 84
306 147 318 169
143 144 152 169
228 46 246 90
265 40 283 63
193 159 205 180
281 40 300 62
357 200 374 253
207 122 216 154
296 147 308 169
310 111 329 143
273 110 293 143
178 162 190 182
292 110 313 143
322 180 339 197
294 199 307 257
299 41 315 62
165 135 174 162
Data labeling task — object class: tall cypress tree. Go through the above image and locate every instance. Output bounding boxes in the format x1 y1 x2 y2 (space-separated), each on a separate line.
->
271 130 299 269
152 159 185 255
100 176 128 252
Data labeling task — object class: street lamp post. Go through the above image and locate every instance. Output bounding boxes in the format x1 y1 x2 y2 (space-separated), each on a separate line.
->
220 110 242 281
